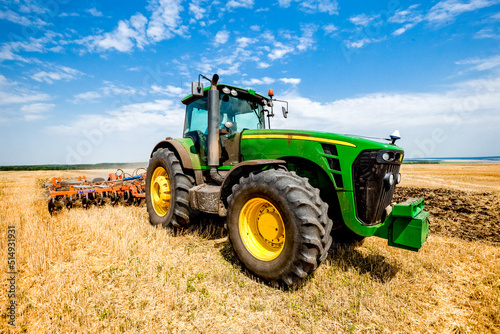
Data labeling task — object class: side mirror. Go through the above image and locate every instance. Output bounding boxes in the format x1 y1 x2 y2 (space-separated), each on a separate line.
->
282 106 288 118
192 81 204 97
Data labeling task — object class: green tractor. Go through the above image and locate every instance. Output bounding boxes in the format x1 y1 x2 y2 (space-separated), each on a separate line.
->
145 74 429 286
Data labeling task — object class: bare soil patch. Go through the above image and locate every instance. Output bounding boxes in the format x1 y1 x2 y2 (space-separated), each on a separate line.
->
394 186 500 245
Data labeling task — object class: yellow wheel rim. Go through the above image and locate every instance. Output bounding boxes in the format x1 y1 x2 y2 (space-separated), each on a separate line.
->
150 166 171 217
239 198 285 261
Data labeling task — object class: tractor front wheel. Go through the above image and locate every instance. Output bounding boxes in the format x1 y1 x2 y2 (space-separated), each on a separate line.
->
227 169 333 286
145 148 192 228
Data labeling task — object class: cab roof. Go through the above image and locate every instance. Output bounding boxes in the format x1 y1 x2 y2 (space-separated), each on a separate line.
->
181 84 270 105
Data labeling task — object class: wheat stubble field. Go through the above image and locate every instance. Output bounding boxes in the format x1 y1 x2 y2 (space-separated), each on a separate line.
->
1 165 499 333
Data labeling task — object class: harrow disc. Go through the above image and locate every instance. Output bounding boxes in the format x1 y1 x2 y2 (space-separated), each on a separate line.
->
96 193 105 206
65 196 73 210
48 198 56 215
110 192 119 206
82 194 90 209
133 197 143 206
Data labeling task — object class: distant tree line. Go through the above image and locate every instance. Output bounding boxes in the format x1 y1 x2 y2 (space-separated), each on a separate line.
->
403 160 440 164
0 162 147 171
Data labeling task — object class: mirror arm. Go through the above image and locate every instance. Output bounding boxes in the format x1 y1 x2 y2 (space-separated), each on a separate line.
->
270 98 289 118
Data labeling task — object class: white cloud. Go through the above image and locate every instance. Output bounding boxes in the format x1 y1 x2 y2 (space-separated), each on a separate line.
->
277 0 293 7
17 1 47 14
345 37 385 49
474 27 500 39
0 31 64 62
280 78 301 85
73 91 102 103
257 62 271 68
0 45 25 62
217 63 241 75
323 24 338 35
0 9 48 26
426 0 500 24
48 99 185 135
297 24 317 51
272 75 500 153
456 54 500 71
277 0 338 14
78 0 187 53
389 4 422 24
147 0 185 42
189 2 206 20
20 103 54 113
392 23 417 36
0 90 50 105
102 83 138 96
388 4 423 36
31 65 83 84
87 7 103 17
349 13 380 27
250 25 260 31
261 31 275 42
21 103 54 121
59 12 80 17
93 13 148 52
237 37 256 48
240 77 276 86
0 75 49 102
226 0 254 9
269 42 294 60
151 84 185 96
214 30 230 46
73 82 141 103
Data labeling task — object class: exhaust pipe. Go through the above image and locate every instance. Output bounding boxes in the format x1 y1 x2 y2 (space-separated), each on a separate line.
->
207 74 224 184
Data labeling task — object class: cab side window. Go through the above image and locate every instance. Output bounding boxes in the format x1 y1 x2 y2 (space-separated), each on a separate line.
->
184 97 208 134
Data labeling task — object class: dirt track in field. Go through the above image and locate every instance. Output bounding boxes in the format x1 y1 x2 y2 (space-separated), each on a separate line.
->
393 186 500 245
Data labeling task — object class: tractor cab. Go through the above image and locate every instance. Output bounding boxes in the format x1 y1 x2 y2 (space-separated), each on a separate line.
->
182 84 269 167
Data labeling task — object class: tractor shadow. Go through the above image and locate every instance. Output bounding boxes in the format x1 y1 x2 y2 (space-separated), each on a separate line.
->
326 245 399 283
214 239 285 289
185 215 399 287
184 212 227 240
214 240 399 290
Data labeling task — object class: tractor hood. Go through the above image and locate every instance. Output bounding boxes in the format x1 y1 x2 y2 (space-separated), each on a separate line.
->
240 128 404 193
241 129 402 152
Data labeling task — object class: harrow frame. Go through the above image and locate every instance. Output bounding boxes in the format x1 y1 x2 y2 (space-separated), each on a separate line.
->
45 169 146 214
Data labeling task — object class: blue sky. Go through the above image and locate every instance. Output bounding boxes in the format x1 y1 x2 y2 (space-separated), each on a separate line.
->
0 0 499 165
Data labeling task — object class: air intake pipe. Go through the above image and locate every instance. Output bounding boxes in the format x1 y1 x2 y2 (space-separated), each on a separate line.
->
207 74 224 184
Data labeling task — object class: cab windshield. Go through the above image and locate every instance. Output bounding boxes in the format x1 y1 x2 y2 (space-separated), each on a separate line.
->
183 93 264 135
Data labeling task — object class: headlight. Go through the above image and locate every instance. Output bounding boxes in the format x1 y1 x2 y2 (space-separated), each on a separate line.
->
384 172 395 189
396 173 401 184
382 152 395 162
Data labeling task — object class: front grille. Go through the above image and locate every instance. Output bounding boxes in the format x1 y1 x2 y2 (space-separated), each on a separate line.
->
353 150 402 226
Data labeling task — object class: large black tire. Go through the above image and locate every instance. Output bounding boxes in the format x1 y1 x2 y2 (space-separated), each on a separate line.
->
227 169 333 286
145 148 193 228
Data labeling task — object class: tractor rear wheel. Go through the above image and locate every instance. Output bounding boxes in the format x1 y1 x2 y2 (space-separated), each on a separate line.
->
145 148 193 228
227 169 333 286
